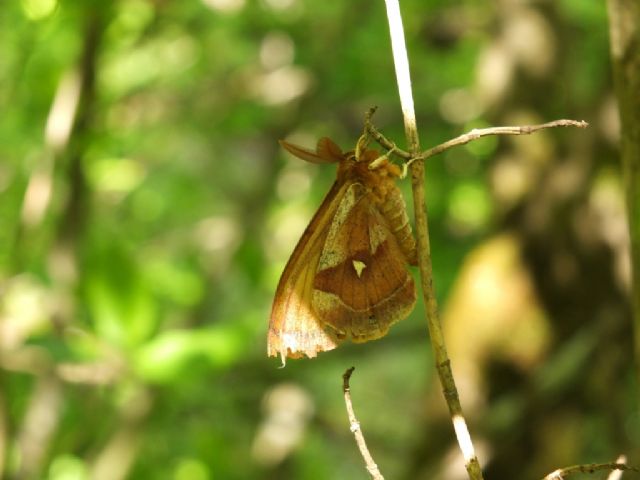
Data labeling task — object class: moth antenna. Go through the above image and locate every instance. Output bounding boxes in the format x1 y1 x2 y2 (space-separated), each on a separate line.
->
369 145 398 170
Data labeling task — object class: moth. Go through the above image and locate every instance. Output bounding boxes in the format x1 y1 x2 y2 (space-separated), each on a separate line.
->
268 136 418 362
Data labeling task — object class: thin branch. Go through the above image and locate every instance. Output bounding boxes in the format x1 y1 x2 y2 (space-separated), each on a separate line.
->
541 462 637 480
365 107 412 160
607 455 628 480
365 111 588 163
419 119 588 160
382 2 484 479
342 368 384 480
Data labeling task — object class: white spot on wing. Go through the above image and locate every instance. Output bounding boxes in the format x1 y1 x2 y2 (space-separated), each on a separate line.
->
352 260 367 277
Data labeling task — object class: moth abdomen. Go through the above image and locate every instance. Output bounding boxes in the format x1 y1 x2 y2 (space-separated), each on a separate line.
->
380 186 417 265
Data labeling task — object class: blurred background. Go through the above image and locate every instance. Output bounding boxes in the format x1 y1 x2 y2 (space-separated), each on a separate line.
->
1 0 636 479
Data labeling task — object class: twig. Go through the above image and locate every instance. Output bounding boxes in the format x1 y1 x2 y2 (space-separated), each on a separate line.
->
365 107 412 160
607 455 628 480
382 2 484 479
342 368 384 480
419 119 588 160
365 111 588 162
541 462 637 480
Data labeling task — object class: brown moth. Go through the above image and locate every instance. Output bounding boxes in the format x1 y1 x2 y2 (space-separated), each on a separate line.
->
268 136 417 362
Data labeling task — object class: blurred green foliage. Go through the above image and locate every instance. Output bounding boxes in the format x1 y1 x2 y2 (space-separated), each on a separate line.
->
0 0 635 479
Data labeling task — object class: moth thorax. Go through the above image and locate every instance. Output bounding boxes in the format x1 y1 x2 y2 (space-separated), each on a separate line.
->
369 176 395 205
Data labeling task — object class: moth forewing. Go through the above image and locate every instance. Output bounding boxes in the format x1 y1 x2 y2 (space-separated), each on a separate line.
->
267 181 346 360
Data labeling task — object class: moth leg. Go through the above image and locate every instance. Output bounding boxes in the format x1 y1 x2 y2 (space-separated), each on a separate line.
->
368 145 397 170
400 156 419 179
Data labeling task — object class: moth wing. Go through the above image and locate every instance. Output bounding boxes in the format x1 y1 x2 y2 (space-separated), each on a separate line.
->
279 137 343 164
268 181 349 361
312 184 416 342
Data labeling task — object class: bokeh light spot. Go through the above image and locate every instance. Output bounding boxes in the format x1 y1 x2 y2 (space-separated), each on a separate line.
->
202 0 245 13
174 458 210 480
48 454 88 480
448 182 491 233
21 0 57 20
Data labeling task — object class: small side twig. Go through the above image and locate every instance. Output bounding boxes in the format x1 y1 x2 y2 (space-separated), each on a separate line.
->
342 367 384 480
608 455 628 480
365 109 588 163
365 107 412 159
419 119 588 160
541 462 637 480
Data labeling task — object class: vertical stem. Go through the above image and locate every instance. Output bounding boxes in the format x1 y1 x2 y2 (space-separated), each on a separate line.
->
607 0 640 391
382 1 484 478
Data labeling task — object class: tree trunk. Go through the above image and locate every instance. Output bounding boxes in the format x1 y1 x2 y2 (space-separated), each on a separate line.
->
607 0 640 384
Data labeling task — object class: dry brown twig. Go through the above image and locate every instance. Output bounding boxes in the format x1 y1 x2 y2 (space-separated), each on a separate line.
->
365 107 588 163
342 367 384 480
607 455 629 480
541 461 637 480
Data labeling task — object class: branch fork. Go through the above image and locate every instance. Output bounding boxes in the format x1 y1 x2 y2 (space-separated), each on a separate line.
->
365 106 588 164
